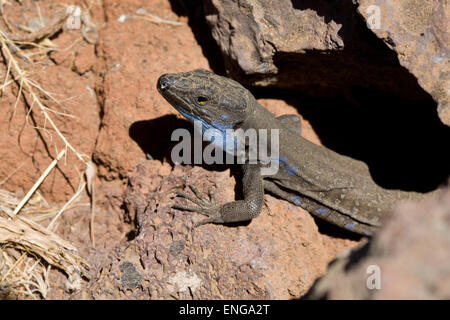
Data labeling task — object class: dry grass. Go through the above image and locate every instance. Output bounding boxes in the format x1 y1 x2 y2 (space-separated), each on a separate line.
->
0 3 96 299
0 191 90 299
135 8 185 26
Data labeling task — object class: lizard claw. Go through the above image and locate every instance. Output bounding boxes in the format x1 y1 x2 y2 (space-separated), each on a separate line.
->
172 185 220 226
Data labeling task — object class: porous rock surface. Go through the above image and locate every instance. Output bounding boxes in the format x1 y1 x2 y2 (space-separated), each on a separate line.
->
84 161 356 299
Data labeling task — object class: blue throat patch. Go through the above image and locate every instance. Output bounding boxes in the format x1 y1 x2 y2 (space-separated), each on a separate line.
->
178 107 236 153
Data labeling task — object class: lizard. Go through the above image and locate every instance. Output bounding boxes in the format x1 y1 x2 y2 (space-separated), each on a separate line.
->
157 69 431 236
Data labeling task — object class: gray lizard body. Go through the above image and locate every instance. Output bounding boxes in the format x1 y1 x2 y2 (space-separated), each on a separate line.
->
157 69 430 236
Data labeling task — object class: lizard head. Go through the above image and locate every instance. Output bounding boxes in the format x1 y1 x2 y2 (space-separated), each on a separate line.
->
157 69 253 132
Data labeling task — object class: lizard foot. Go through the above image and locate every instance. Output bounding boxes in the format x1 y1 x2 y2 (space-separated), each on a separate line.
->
172 185 221 227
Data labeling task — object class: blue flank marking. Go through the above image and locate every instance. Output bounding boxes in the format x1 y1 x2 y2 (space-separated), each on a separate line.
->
292 196 302 206
278 156 297 176
345 223 355 230
221 114 228 121
212 122 233 131
316 208 327 215
285 164 298 176
364 231 372 236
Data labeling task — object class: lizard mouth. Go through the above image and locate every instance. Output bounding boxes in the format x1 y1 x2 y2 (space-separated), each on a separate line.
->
157 74 194 114
157 74 216 125
157 74 224 129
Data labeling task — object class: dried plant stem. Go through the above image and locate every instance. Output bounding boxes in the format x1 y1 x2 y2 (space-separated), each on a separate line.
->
0 31 87 164
47 181 86 230
0 253 26 285
0 210 90 278
85 161 96 247
89 182 95 247
135 9 184 26
13 149 66 215
0 8 92 298
0 158 28 186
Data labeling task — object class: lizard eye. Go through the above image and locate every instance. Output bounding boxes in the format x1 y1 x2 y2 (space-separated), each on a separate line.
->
197 96 208 104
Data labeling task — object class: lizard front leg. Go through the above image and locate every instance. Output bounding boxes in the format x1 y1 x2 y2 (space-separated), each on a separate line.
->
172 163 264 227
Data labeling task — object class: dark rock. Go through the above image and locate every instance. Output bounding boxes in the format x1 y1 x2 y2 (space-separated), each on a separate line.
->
306 183 450 299
203 0 448 125
169 240 185 257
120 261 143 289
357 0 449 125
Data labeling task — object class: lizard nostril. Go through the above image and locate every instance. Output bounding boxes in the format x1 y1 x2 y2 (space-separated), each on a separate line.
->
157 75 172 91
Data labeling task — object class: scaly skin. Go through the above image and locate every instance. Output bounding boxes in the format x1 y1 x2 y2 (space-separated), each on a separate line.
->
157 69 431 236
